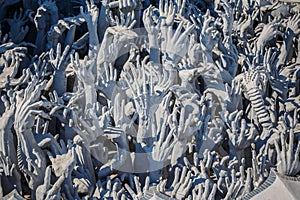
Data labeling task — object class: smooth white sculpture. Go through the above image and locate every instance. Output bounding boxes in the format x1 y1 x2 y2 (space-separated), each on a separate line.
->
0 0 300 199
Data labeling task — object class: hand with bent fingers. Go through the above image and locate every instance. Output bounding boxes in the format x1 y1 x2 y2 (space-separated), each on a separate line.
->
98 11 137 65
164 21 194 64
285 13 300 35
255 18 282 51
143 5 160 39
118 0 137 12
200 10 219 52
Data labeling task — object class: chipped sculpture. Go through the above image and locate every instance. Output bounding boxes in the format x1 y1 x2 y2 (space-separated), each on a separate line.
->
0 0 300 199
